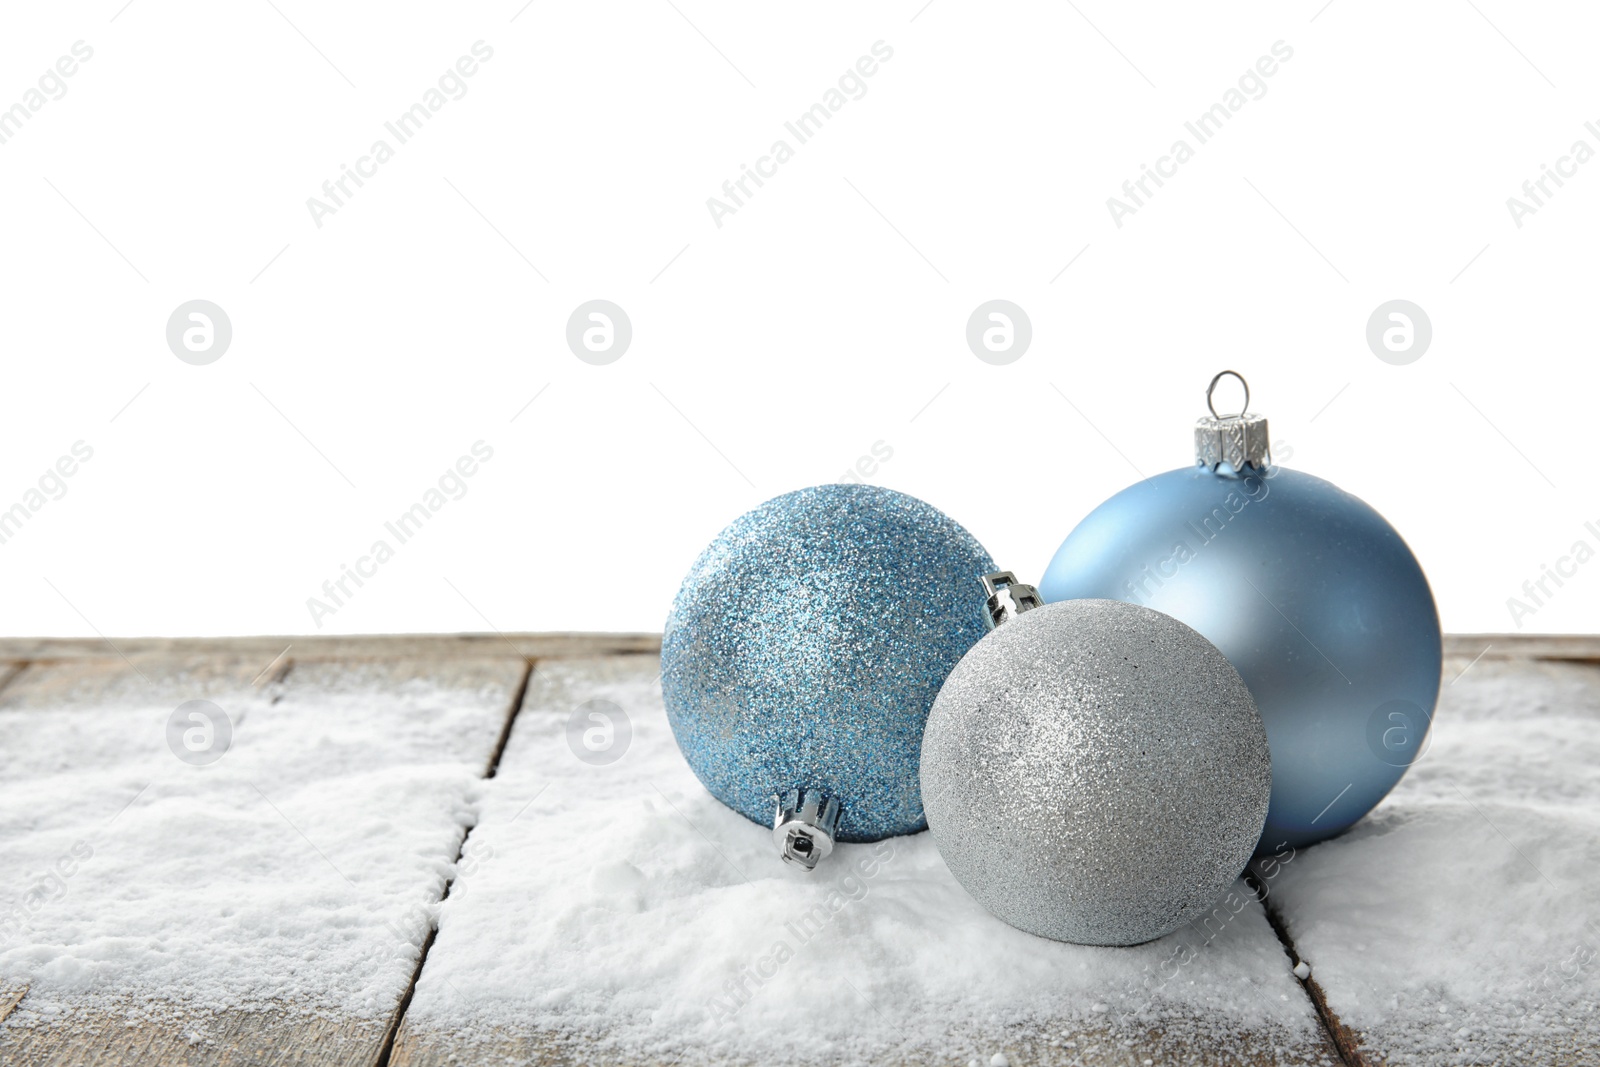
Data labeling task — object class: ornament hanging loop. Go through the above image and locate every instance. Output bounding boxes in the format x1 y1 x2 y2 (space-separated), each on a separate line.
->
1196 370 1270 473
1206 370 1250 420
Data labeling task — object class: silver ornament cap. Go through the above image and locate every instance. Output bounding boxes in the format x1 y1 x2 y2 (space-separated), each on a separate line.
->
921 595 1272 946
981 571 1042 630
772 788 841 871
1195 369 1270 472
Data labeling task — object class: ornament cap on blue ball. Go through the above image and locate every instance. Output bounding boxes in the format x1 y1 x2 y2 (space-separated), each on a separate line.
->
1039 371 1442 852
661 484 995 869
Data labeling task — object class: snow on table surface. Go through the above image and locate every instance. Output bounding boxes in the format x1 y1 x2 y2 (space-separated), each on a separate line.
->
1265 657 1600 1065
2 641 1596 1067
0 654 524 1027
394 656 1330 1067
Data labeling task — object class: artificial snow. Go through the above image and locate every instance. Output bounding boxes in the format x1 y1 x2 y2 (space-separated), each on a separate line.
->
1267 658 1600 1064
0 656 521 1026
5 650 1593 1066
400 657 1323 1063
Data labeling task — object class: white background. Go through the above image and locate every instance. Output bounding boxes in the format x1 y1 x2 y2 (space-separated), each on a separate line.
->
1 1 1595 638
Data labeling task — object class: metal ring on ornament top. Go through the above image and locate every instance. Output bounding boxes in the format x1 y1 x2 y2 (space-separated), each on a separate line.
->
1206 370 1250 419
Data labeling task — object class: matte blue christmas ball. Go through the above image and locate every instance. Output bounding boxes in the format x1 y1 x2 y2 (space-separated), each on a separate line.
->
662 484 995 843
1039 462 1441 853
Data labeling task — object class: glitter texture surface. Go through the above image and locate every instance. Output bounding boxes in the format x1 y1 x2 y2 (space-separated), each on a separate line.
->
921 599 1271 946
661 484 995 842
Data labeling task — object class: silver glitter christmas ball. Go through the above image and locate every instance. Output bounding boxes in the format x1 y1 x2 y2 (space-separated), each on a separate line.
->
662 484 994 848
921 598 1271 946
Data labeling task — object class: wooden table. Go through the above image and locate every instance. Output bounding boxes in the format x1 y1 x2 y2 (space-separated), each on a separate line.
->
0 633 1593 1067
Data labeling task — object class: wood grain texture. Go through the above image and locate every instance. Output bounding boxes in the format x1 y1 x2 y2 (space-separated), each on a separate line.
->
1443 633 1600 662
0 988 24 1025
0 1009 391 1067
0 633 660 664
0 655 279 713
390 1018 1342 1067
0 630 1587 667
0 631 1585 667
0 660 24 698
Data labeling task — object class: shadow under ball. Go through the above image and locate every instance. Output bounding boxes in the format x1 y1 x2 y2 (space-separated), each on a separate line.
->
1039 462 1442 852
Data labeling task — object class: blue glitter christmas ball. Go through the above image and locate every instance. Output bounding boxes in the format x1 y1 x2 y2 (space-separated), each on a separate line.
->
661 484 995 843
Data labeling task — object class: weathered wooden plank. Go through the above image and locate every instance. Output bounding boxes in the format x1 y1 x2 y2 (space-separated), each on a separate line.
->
1261 658 1600 1066
0 630 1587 667
0 633 660 664
390 656 1339 1067
393 1020 1337 1067
0 1009 391 1067
1443 633 1600 662
0 654 528 1067
0 988 23 1025
0 632 1584 668
0 655 278 712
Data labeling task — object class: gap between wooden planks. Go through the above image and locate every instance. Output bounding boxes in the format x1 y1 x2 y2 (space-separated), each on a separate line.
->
0 632 1592 1067
0 644 546 1067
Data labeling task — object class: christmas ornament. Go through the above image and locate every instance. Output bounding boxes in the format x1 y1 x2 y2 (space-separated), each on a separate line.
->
921 575 1271 946
662 484 995 870
1039 371 1442 851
